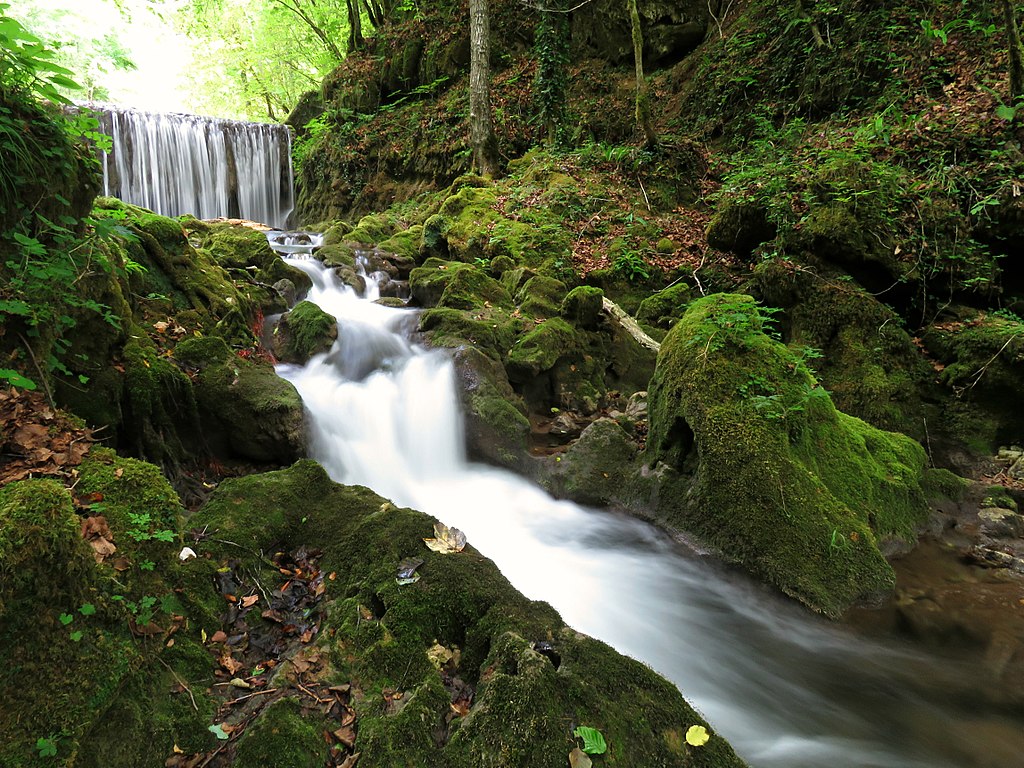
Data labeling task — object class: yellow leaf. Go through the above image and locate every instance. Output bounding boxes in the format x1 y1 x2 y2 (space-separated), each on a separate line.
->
685 725 710 747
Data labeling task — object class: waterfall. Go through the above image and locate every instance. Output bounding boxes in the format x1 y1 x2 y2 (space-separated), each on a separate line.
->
93 105 294 228
275 254 1024 768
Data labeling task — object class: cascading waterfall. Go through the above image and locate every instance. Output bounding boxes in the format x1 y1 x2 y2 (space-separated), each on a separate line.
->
275 253 1024 768
94 105 294 228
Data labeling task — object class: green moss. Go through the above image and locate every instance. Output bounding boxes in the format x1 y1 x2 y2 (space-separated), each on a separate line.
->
646 294 930 617
0 479 93 618
174 335 232 369
561 285 604 329
981 484 1018 512
410 259 511 311
505 318 579 381
235 698 328 768
379 225 424 262
347 212 402 245
273 300 338 363
190 356 305 463
419 307 518 359
636 283 691 334
515 275 566 318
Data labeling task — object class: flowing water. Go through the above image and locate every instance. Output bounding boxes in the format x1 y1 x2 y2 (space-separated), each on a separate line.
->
275 252 1024 768
94 105 294 228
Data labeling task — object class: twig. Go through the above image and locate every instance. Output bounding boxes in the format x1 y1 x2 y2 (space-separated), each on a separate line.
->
923 417 934 468
692 253 707 296
297 682 325 703
228 687 280 705
967 332 1022 390
637 176 651 211
17 332 54 407
156 656 198 712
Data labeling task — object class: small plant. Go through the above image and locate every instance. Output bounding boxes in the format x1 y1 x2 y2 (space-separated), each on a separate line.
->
125 511 176 544
611 249 651 282
35 736 58 758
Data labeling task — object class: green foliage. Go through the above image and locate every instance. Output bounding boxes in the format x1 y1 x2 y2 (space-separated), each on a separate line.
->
611 248 651 282
573 726 607 755
533 1 570 145
0 4 80 104
35 736 58 758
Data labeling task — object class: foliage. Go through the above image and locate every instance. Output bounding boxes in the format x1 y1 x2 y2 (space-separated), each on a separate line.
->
573 726 607 755
533 0 569 145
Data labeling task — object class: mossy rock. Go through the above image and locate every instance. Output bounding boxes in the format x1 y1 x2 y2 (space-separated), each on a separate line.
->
0 479 94 618
705 199 776 260
271 300 339 363
451 346 531 468
378 225 423 274
515 275 566 319
561 286 604 330
189 353 306 464
636 283 691 334
410 259 511 310
234 698 329 768
418 307 519 359
645 294 931 617
753 255 930 437
544 418 642 506
187 460 747 768
921 312 1024 451
346 212 402 245
505 318 580 382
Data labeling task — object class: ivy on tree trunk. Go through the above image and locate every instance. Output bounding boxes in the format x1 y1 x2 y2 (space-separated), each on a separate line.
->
628 0 657 147
1002 0 1024 99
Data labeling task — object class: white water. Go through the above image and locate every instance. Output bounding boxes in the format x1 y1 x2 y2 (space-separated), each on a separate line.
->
95 105 294 228
277 256 1024 768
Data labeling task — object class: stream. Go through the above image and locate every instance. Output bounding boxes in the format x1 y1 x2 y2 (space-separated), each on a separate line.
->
273 246 1024 768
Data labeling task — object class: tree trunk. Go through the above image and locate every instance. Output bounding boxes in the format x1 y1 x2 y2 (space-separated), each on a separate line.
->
627 0 658 147
469 0 500 177
1003 0 1024 99
348 0 365 52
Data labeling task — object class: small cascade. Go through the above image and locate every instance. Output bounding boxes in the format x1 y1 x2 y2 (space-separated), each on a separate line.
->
93 105 294 228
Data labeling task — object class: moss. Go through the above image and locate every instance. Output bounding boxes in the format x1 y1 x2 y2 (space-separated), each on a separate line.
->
705 199 776 259
174 335 232 369
0 479 94 618
547 419 640 506
645 294 930 617
561 285 604 330
319 242 359 268
636 283 691 334
418 307 518 359
76 447 183 568
451 346 530 467
515 275 566 319
922 468 971 504
346 212 402 245
505 318 580 381
754 256 930 437
379 225 424 263
187 461 746 767
981 484 1018 512
921 312 1024 450
410 259 511 310
272 300 338 363
235 698 329 768
190 356 305 464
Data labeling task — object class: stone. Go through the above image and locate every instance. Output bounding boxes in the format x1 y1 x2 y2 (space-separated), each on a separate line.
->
978 508 1024 539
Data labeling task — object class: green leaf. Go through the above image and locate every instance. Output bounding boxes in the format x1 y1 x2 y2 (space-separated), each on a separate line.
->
573 726 607 755
208 723 230 740
79 603 96 616
35 737 57 757
0 369 36 390
59 613 74 626
69 630 83 642
996 104 1017 122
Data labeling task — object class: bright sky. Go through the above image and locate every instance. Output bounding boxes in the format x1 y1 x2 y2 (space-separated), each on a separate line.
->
10 0 195 113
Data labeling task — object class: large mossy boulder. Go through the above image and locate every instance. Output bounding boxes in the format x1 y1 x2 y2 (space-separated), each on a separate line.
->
176 336 305 463
187 460 746 768
646 294 933 617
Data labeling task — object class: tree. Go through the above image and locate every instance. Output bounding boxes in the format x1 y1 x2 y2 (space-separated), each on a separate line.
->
627 0 657 146
1001 0 1024 99
469 0 500 177
534 0 569 145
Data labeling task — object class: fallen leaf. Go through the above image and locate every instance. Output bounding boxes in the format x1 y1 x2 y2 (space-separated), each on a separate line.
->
210 630 228 643
219 654 244 675
114 467 124 478
229 678 252 689
332 725 356 748
685 725 710 747
241 594 259 608
208 724 229 740
423 522 467 554
339 753 360 768
574 726 607 755
568 748 592 768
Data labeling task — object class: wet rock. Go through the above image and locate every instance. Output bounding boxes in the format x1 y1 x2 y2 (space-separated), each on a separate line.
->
273 277 298 306
978 508 1024 539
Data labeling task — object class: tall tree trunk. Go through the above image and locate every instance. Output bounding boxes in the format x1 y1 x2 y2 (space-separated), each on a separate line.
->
627 0 658 147
1003 0 1024 99
348 0 365 52
470 0 500 177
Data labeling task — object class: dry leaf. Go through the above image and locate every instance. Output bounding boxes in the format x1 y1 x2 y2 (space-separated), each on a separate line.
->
241 594 259 608
568 748 592 768
422 522 467 554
